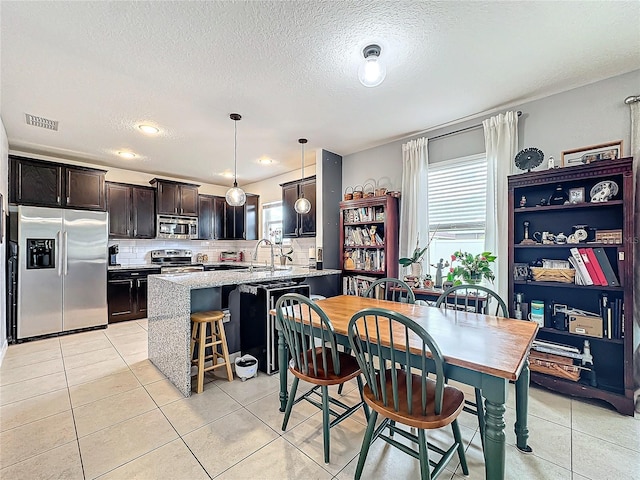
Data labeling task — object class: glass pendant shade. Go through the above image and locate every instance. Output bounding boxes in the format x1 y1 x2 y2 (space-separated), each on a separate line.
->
294 196 311 214
226 183 246 207
227 113 246 207
358 44 386 88
295 138 311 214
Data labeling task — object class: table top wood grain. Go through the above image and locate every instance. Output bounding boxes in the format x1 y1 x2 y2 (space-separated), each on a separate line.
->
275 295 538 381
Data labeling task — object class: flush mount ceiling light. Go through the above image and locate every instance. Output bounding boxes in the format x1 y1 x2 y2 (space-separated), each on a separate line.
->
117 151 136 159
258 157 273 165
138 124 159 135
225 113 246 207
358 44 386 88
294 138 312 214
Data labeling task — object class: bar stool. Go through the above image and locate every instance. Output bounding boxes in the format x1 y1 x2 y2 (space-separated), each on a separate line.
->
190 310 234 393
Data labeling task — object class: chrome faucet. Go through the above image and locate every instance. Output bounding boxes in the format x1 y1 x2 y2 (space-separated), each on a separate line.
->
252 238 275 272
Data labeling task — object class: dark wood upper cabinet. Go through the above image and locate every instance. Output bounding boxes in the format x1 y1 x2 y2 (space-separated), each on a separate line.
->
131 187 155 238
198 195 214 239
150 179 199 216
179 185 198 216
66 168 105 210
281 176 316 237
106 183 131 237
9 156 106 210
200 193 258 240
244 194 259 241
106 182 155 239
213 196 226 240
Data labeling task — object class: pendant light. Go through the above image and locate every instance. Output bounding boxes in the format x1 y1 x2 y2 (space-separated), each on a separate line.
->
294 138 311 214
225 113 246 207
358 44 386 88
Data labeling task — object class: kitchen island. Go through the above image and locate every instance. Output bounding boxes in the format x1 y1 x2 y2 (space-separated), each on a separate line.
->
147 267 341 396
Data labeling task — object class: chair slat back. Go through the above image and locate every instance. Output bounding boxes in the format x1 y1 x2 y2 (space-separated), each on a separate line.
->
348 308 446 416
275 293 340 377
435 284 508 317
364 277 416 304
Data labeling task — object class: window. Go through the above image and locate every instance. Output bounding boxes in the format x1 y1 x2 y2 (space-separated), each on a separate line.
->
262 201 283 244
427 153 487 267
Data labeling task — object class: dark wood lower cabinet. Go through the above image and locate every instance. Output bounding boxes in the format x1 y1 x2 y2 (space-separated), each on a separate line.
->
107 269 159 323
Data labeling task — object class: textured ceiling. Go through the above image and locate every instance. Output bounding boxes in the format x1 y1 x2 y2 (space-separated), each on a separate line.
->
2 1 639 186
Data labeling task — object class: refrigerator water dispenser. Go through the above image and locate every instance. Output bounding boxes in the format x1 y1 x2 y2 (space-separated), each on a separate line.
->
27 239 55 269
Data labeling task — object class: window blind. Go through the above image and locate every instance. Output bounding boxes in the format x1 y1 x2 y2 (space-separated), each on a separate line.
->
428 154 487 231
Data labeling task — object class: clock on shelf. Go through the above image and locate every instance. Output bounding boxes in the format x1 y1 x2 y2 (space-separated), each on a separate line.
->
515 147 544 172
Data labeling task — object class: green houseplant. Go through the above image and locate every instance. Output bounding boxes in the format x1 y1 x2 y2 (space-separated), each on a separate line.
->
399 228 439 277
447 251 496 285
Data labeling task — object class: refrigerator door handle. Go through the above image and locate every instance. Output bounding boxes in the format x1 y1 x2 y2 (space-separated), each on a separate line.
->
63 231 69 275
57 231 63 276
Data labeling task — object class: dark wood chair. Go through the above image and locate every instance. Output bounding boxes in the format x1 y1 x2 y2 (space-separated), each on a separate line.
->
347 307 468 480
435 284 508 449
364 277 416 303
275 293 369 464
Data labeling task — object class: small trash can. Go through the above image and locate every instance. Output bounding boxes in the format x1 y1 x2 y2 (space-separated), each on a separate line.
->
234 354 258 381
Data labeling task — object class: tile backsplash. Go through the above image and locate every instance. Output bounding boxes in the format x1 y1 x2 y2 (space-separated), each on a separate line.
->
111 238 316 267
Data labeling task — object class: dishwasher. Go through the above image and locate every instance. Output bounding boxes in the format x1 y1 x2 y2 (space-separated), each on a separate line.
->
238 281 310 374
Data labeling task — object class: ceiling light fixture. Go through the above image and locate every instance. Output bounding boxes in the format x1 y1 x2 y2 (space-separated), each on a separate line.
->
258 157 273 165
118 151 136 159
294 138 311 214
358 44 386 88
138 124 159 134
225 113 246 207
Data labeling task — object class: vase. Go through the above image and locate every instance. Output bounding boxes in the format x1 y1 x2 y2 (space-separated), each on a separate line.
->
410 263 422 278
467 273 482 285
280 257 287 266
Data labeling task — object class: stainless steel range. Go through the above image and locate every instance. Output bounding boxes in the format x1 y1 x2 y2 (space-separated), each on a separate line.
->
151 249 204 273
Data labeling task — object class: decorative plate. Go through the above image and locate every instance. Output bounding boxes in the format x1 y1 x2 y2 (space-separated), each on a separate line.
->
515 148 544 172
590 180 619 202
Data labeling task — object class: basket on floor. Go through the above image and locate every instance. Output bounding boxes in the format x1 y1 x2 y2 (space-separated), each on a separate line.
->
530 267 575 283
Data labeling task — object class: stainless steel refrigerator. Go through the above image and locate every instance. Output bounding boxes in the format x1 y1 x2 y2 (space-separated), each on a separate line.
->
17 206 108 339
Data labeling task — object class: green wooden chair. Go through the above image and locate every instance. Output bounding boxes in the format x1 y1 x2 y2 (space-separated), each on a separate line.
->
275 293 369 464
347 308 468 480
364 277 416 304
435 284 508 449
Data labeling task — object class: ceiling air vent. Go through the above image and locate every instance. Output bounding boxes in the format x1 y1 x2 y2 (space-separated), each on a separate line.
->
25 113 59 131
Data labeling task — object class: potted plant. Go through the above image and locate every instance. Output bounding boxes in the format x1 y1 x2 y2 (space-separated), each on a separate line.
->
447 251 496 285
399 229 438 278
279 245 293 266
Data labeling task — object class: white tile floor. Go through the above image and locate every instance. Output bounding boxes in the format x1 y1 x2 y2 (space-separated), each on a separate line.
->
1 319 639 480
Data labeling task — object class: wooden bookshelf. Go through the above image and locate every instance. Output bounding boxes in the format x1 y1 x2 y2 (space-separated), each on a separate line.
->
340 196 399 296
508 157 635 415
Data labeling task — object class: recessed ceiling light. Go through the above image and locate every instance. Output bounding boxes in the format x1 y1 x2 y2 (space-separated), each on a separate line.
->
138 124 160 134
258 157 273 165
220 171 234 178
118 151 136 159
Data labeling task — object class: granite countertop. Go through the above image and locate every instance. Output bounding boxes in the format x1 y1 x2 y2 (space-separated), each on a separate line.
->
150 266 341 290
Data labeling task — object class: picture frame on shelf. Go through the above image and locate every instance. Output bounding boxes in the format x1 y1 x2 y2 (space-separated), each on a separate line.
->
568 187 585 204
513 263 530 281
561 140 623 167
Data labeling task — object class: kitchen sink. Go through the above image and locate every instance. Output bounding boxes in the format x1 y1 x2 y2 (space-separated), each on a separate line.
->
245 266 292 272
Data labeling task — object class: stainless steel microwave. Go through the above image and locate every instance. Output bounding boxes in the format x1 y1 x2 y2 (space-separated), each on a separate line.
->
156 215 198 239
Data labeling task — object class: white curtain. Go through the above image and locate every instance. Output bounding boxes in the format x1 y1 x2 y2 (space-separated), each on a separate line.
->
483 112 519 302
630 100 640 412
400 137 429 275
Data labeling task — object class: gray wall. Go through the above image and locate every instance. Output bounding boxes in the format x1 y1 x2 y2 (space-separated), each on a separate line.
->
343 69 640 190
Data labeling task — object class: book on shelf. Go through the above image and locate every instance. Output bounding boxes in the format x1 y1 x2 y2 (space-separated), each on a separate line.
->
569 248 594 285
584 248 608 286
343 274 379 297
592 247 620 286
578 248 602 286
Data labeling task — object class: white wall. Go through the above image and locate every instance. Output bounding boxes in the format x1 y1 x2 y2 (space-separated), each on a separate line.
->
343 70 640 190
0 118 9 364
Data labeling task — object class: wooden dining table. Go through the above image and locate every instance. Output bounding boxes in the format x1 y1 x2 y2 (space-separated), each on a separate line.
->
275 295 538 480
